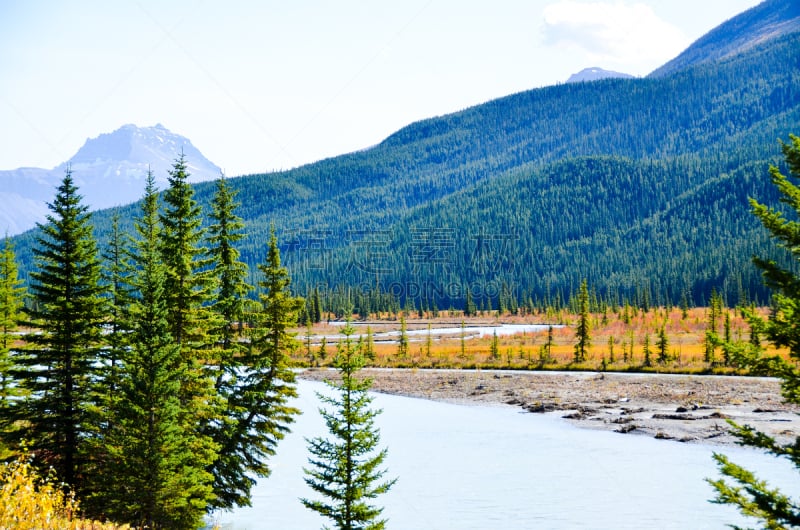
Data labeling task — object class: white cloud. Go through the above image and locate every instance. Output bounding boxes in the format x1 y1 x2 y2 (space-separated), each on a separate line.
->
542 1 691 73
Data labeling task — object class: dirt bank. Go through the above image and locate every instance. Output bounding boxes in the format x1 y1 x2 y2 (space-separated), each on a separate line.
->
299 368 799 445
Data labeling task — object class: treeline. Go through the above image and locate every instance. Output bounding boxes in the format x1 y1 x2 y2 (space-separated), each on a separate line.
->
287 154 789 316
0 156 304 528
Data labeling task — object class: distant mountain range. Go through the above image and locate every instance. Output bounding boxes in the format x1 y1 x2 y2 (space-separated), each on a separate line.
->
0 124 220 235
566 68 634 83
9 0 800 310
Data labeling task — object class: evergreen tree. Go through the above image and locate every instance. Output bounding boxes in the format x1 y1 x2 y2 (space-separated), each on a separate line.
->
464 289 476 317
211 228 302 509
82 211 134 512
207 173 250 352
709 135 800 527
573 279 591 363
656 326 669 364
607 336 615 364
705 289 724 364
101 173 215 528
0 236 25 422
205 172 271 508
13 170 106 491
313 287 323 323
302 321 396 530
642 333 652 367
157 156 223 514
159 153 214 351
319 337 328 365
365 326 376 362
397 316 408 359
305 312 316 366
490 330 499 359
98 213 133 422
680 290 690 320
460 320 467 359
544 325 554 364
722 311 733 366
425 323 433 358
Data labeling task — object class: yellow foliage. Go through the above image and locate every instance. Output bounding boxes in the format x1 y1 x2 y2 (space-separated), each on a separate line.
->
0 456 129 530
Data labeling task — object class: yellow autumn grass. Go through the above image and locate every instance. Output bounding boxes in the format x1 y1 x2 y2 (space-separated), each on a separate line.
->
0 456 129 530
294 307 786 374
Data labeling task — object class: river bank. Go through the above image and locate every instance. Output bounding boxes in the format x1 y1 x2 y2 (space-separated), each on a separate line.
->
299 368 799 445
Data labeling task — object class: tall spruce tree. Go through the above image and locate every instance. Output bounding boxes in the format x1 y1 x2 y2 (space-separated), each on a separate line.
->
101 172 216 528
81 212 134 512
302 321 396 530
0 236 25 427
158 155 222 500
210 228 302 509
98 213 133 422
207 173 250 352
205 173 255 508
708 135 800 527
159 152 215 350
13 170 106 491
573 279 591 363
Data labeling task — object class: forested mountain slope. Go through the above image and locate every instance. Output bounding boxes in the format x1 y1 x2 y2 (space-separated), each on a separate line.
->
651 0 800 78
10 8 800 310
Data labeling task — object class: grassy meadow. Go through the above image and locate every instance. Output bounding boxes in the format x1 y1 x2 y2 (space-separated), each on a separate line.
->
291 307 780 374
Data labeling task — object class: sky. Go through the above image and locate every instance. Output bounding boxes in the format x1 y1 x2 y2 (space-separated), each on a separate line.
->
0 0 764 177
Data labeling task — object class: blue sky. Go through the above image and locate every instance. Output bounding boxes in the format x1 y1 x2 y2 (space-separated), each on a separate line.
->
0 0 762 177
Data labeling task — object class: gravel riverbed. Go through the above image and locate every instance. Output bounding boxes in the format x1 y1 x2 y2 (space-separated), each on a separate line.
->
300 368 799 445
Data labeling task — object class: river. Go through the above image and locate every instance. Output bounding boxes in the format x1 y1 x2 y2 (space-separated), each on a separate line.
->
320 322 559 342
209 379 797 529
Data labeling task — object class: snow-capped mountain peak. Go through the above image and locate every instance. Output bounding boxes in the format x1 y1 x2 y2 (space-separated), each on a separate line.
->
0 124 221 235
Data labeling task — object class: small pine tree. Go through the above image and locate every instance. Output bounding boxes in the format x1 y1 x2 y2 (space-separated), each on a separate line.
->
680 290 690 320
397 316 408 359
365 326 376 362
704 332 717 365
545 325 554 363
490 330 499 359
425 323 432 358
642 334 652 367
465 289 476 317
318 337 328 365
573 279 591 363
313 287 323 323
459 320 467 360
305 313 316 366
608 336 615 364
656 326 669 364
704 289 724 364
302 321 396 529
722 311 732 366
